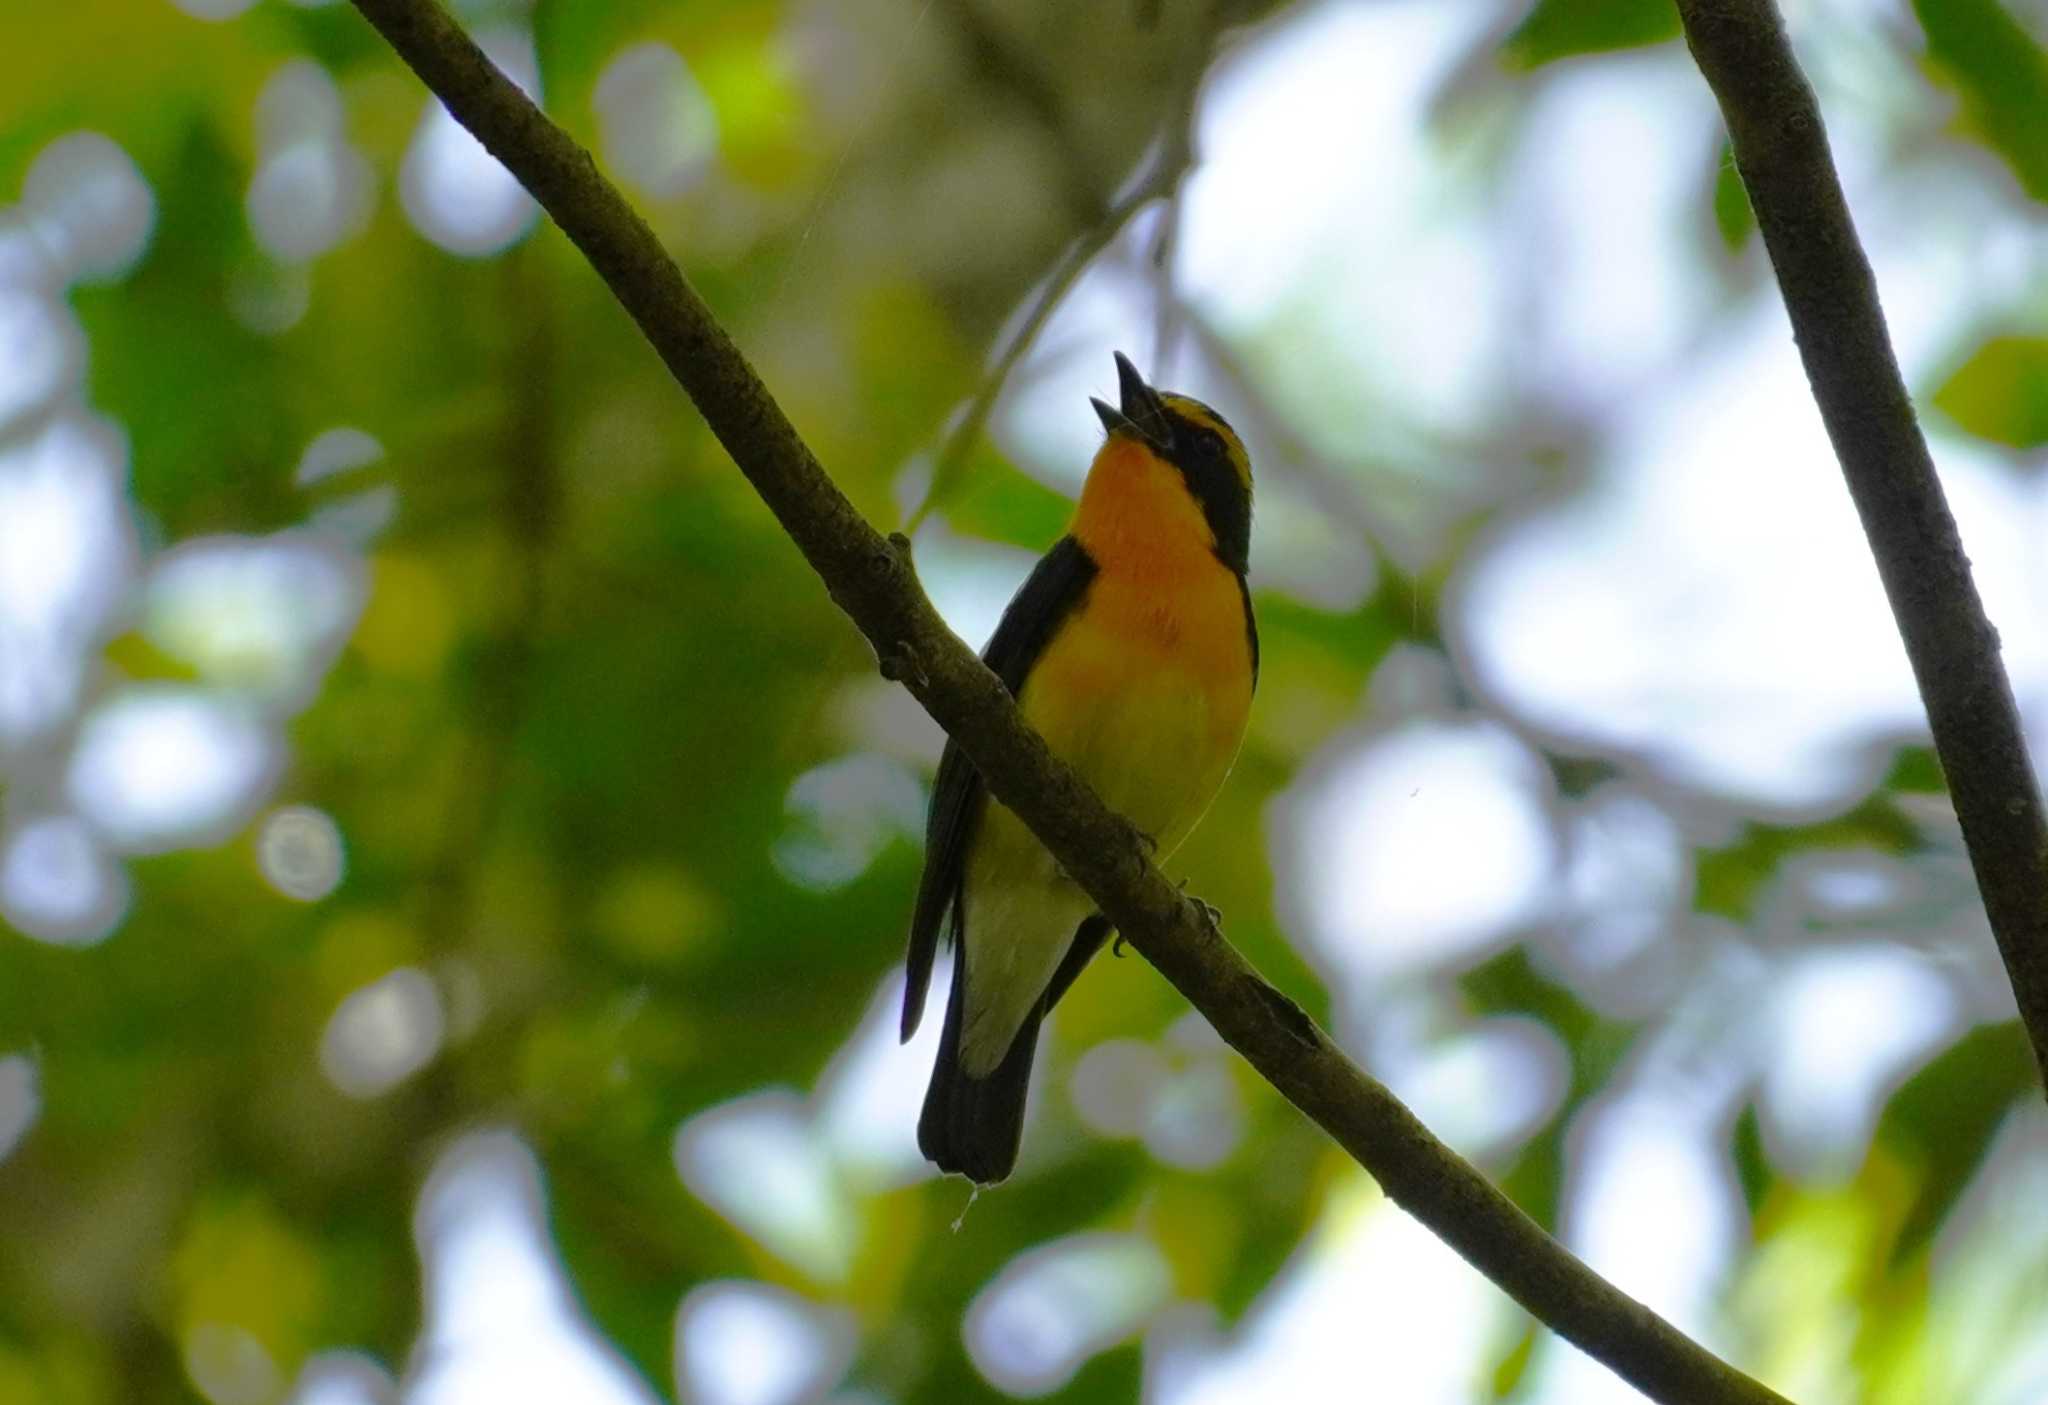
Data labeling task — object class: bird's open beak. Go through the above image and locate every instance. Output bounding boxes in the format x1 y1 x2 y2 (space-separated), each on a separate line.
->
1091 351 1172 451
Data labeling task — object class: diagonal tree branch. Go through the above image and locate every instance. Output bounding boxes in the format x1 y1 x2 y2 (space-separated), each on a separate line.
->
341 2 1793 1401
1676 0 2048 1087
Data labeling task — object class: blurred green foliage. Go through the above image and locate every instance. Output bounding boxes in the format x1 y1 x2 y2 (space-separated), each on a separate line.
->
1931 336 2048 452
1501 0 1678 69
1912 0 2048 201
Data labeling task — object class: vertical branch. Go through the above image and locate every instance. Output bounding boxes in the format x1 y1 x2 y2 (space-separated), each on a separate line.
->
1675 0 2048 1086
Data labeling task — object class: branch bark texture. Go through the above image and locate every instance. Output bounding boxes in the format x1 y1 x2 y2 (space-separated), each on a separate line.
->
343 2 1792 1401
1677 0 2048 1085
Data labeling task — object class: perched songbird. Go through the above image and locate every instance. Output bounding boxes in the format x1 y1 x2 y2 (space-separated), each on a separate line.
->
901 351 1257 1183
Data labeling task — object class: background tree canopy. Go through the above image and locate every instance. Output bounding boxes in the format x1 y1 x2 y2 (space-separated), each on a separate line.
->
4 0 2048 1402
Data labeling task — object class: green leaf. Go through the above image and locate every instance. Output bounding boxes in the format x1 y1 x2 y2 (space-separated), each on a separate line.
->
1503 0 1680 69
938 456 1077 550
1913 0 2048 201
1712 142 1756 251
1929 335 2048 450
1488 1325 1537 1399
1876 1021 2034 1264
1695 798 1921 921
1731 1103 1772 1216
1463 949 1638 1230
1880 745 1948 795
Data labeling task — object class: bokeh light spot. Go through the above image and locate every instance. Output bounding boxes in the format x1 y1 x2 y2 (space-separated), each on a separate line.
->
594 43 719 198
168 0 260 19
674 1091 854 1283
0 1054 40 1163
399 28 539 256
1386 1016 1570 1160
286 1351 395 1405
1144 1060 1243 1171
295 427 396 544
1156 1185 1505 1405
295 426 384 485
258 805 345 902
226 260 311 334
319 967 444 1099
410 1132 657 1405
21 131 155 282
772 752 923 891
67 688 277 854
674 1280 851 1405
1759 946 1958 1180
815 966 944 1184
183 1322 281 1405
0 814 128 946
0 414 135 742
145 534 365 704
1282 717 1557 986
247 61 372 263
0 290 80 428
965 1233 1170 1396
1071 1038 1171 1139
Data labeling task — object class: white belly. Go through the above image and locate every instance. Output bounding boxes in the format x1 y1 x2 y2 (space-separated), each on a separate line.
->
955 664 1239 1077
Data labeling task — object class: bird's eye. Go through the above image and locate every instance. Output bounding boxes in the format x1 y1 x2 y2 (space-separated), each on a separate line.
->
1196 427 1226 459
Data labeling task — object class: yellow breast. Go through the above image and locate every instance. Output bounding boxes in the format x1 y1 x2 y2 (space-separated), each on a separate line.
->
1016 436 1255 852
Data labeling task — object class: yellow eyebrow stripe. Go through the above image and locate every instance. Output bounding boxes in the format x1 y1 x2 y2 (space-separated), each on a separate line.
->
1160 394 1254 496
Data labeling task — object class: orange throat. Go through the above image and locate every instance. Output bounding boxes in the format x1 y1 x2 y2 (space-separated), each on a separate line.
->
1070 436 1219 586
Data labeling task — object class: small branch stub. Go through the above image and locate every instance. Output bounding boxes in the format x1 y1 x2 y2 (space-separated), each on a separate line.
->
878 639 927 688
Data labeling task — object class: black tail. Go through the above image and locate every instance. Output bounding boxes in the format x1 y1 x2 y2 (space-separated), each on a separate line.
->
918 918 1110 1184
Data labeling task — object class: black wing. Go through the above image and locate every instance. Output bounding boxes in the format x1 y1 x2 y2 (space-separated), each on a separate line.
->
900 535 1098 1039
1236 569 1259 688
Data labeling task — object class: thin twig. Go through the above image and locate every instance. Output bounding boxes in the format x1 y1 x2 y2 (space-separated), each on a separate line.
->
339 3 1795 1401
1675 0 2048 1087
935 0 1102 223
1148 3 1224 379
905 6 1217 532
1148 192 1185 379
903 172 1172 534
